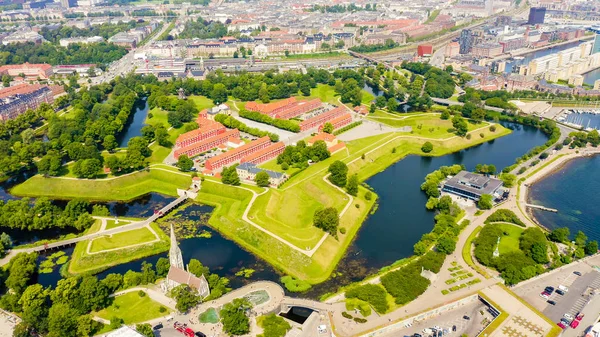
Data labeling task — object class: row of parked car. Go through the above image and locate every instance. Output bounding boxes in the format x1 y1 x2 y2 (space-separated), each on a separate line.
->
558 312 585 329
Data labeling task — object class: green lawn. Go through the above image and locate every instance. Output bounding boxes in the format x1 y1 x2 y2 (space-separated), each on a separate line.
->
308 84 374 106
497 223 524 255
11 169 191 201
188 95 215 110
69 223 169 275
95 291 167 324
367 113 488 138
104 219 130 230
89 227 157 253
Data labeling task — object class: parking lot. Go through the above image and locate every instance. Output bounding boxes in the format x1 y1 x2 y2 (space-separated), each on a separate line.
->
381 300 494 337
513 257 600 325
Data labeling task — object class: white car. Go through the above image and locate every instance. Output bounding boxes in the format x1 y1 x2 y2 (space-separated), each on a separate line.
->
559 285 569 292
564 313 574 321
540 293 550 300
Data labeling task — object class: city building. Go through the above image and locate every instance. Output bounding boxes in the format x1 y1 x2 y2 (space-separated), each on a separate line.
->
472 43 503 58
528 7 546 25
204 136 272 172
442 171 504 201
594 79 600 90
53 64 100 77
59 36 104 47
162 225 210 297
236 163 286 186
2 30 45 45
459 29 474 54
174 129 240 159
593 34 600 55
245 97 297 117
0 63 53 80
499 35 525 53
240 142 285 165
417 45 433 57
0 85 54 120
299 106 347 131
445 42 460 58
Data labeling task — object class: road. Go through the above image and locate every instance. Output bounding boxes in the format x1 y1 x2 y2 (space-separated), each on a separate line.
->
429 46 446 68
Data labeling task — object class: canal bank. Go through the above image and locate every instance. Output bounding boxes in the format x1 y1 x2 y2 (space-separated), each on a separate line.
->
524 147 600 241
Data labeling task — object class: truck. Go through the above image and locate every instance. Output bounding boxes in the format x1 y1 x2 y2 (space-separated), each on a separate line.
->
174 322 195 337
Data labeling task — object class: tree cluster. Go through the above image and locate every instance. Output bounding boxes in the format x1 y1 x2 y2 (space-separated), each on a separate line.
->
313 207 339 236
0 42 128 66
221 166 240 186
220 298 252 336
257 314 291 337
40 21 142 43
420 164 464 198
345 284 389 314
0 198 94 232
214 114 279 141
239 109 300 133
276 140 330 169
177 17 228 40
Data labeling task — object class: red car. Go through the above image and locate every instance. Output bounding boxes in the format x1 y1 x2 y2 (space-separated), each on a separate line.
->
570 320 580 329
557 322 567 329
576 314 584 321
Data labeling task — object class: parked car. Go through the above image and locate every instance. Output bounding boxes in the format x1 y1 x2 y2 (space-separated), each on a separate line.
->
547 300 556 305
574 271 582 276
463 315 470 320
570 320 580 329
556 289 565 296
540 292 550 300
452 325 457 332
153 323 163 330
557 322 566 329
558 285 569 292
576 313 585 321
564 313 574 321
545 286 555 293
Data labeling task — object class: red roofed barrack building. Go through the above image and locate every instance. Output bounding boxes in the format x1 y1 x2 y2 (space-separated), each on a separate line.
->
205 136 271 172
245 97 297 117
174 129 240 159
175 119 226 148
274 98 321 119
0 62 53 80
307 133 346 154
318 113 352 132
240 142 285 165
299 106 347 131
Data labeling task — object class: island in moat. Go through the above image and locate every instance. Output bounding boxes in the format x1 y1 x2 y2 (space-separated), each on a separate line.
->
0 55 599 337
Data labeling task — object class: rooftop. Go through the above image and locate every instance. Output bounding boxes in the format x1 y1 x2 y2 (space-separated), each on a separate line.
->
443 171 503 196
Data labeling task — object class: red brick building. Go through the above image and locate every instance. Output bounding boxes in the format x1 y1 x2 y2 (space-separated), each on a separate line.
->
245 97 297 117
0 84 54 120
0 62 53 80
417 45 433 57
318 113 352 132
205 136 272 172
175 119 226 148
174 129 240 159
240 142 285 165
299 106 347 131
274 98 321 119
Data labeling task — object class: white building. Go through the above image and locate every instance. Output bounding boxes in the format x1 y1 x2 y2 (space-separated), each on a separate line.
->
161 225 210 299
59 36 104 47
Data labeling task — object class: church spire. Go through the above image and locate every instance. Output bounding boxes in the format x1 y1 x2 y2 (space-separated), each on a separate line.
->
169 224 184 269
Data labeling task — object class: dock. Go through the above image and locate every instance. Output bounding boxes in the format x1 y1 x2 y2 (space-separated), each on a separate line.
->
525 204 558 213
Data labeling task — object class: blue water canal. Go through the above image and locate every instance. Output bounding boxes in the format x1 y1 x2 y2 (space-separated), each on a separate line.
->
0 109 556 296
116 98 150 148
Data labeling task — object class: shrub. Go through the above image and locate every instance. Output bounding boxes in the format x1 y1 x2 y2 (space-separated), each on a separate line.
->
339 227 347 234
539 152 549 160
365 191 372 200
138 290 146 297
345 298 372 317
480 133 484 138
345 284 389 314
421 141 433 153
466 134 472 140
354 317 367 323
485 209 525 227
342 311 353 319
381 263 430 305
489 125 496 132
280 276 311 292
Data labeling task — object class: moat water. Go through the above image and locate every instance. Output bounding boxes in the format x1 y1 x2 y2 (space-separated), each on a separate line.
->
528 155 600 243
116 98 150 148
0 121 549 296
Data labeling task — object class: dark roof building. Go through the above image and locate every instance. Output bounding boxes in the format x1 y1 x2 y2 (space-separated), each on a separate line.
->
442 171 503 201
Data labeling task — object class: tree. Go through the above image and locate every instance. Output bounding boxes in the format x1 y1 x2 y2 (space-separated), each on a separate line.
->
421 141 433 153
136 323 154 337
211 83 228 104
375 96 387 108
220 298 252 336
369 103 376 114
188 259 210 279
101 274 123 293
47 303 79 337
77 315 95 337
258 313 291 337
477 194 493 210
299 81 311 96
156 257 170 277
322 122 334 134
177 155 194 171
387 97 398 112
254 171 270 187
6 252 38 294
452 115 468 137
103 135 118 152
313 207 339 236
471 108 486 121
19 284 50 331
172 284 201 312
328 160 348 187
155 125 170 147
441 110 450 120
575 231 588 247
346 174 359 196
585 240 598 255
221 166 240 186
437 236 456 254
549 227 570 243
